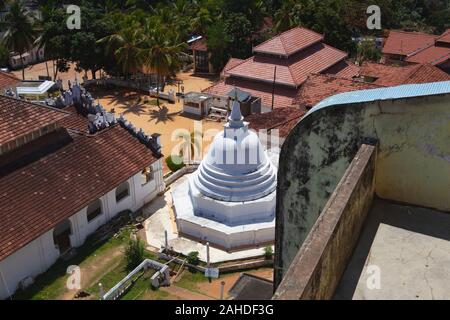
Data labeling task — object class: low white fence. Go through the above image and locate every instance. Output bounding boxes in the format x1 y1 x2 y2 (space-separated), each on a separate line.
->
102 259 170 300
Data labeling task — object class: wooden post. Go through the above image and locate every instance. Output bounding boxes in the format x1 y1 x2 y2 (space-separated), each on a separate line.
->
271 66 277 111
220 281 225 300
206 242 210 268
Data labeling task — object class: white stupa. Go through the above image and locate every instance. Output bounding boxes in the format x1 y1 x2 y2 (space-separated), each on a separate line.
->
172 98 276 250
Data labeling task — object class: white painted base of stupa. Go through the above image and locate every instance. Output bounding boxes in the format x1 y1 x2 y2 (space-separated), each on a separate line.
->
172 177 275 250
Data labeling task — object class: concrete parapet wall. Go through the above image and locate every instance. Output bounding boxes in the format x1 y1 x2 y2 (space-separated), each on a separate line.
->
273 144 376 299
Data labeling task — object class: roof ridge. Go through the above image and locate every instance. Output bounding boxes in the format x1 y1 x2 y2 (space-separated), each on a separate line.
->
390 30 439 37
0 94 72 115
254 27 323 56
0 71 20 81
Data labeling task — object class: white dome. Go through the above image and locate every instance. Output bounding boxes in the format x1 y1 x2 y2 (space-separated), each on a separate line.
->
191 100 277 202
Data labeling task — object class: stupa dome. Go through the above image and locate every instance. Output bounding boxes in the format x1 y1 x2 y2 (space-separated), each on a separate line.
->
192 99 277 202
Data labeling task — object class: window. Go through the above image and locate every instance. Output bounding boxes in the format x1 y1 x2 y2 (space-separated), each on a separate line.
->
141 167 154 186
116 182 130 202
87 199 102 222
195 51 209 72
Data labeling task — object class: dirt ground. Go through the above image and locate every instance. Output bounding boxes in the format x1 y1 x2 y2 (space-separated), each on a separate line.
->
190 268 273 300
88 73 223 173
12 61 89 82
14 62 223 173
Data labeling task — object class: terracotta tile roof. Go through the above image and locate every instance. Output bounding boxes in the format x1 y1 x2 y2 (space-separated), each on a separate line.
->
0 120 160 260
0 95 69 147
253 27 323 56
360 62 450 86
226 42 347 87
221 58 245 77
382 30 437 56
0 72 20 91
323 60 360 79
203 78 298 109
189 38 207 51
436 29 450 45
246 107 305 138
293 74 381 109
405 45 450 65
58 105 90 133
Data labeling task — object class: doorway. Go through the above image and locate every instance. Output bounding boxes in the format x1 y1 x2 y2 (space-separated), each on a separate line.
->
53 220 72 254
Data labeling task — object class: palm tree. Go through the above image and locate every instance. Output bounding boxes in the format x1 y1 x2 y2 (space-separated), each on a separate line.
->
98 26 145 77
33 5 58 79
1 1 37 80
142 23 186 107
173 129 203 164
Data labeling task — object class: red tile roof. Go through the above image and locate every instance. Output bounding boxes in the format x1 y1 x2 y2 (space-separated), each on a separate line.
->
190 38 208 51
382 30 437 56
323 60 360 79
58 106 90 133
203 77 298 109
253 27 323 57
221 58 245 77
360 62 450 86
226 42 347 87
437 29 450 45
405 45 450 65
0 95 69 147
293 74 381 109
246 107 306 138
0 72 21 91
0 119 160 260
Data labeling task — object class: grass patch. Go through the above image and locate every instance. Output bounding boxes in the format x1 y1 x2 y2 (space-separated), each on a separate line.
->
12 226 133 300
176 269 208 292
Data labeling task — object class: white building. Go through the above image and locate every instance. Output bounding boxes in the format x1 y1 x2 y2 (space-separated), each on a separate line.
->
0 94 165 299
172 99 277 250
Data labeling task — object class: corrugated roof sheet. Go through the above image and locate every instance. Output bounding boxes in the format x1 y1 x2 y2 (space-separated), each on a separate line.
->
307 80 450 115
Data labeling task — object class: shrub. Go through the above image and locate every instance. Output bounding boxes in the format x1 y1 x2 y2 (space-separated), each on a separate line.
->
186 251 200 266
0 44 8 67
165 155 185 172
264 246 273 260
124 238 145 271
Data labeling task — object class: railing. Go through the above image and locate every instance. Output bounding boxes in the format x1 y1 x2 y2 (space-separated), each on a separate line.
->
102 259 170 300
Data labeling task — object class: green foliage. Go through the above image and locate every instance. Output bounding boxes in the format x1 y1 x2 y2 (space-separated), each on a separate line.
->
165 155 185 172
0 44 9 66
264 246 273 260
356 38 381 64
124 238 145 272
186 251 200 266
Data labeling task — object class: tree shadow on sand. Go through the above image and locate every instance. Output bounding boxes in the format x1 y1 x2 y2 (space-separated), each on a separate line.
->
148 105 179 124
121 102 149 116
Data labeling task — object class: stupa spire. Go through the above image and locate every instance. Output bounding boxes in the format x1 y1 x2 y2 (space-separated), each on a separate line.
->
228 88 244 128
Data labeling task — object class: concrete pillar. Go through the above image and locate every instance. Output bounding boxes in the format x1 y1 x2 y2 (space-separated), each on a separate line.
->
164 230 168 252
220 281 225 300
98 283 104 299
206 242 210 267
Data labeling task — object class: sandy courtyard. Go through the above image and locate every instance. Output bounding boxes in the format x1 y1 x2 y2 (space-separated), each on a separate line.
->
88 72 223 173
14 62 224 173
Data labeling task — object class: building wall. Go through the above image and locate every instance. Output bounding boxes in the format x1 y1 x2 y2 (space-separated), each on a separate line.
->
275 93 450 286
274 144 376 299
0 160 164 299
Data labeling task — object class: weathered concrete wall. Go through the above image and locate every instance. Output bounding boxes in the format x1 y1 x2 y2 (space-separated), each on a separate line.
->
275 93 450 287
273 144 376 299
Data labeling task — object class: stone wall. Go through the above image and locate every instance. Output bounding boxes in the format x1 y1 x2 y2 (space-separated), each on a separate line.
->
275 92 450 287
273 144 376 299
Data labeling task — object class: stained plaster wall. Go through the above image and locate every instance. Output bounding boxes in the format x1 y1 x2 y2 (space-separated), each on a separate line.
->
274 93 450 286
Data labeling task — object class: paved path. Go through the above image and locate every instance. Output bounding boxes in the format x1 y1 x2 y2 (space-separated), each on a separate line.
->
161 285 213 300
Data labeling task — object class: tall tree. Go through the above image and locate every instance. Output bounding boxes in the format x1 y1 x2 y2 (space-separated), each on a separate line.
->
1 1 37 80
98 26 145 76
143 22 186 107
